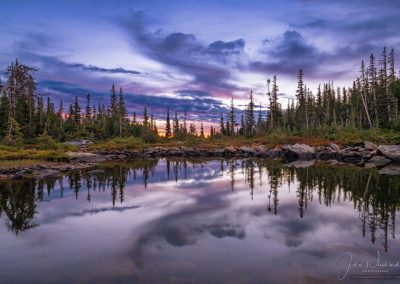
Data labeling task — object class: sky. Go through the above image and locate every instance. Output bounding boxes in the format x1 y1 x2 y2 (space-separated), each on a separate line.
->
1 0 400 127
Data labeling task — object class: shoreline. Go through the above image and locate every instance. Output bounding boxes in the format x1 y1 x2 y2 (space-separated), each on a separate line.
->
1 141 400 179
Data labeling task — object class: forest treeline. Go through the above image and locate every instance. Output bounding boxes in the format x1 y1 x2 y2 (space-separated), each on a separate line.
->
0 47 400 146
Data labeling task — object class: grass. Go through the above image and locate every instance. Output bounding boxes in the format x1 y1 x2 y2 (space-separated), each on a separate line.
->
0 144 73 162
0 128 398 163
87 128 400 151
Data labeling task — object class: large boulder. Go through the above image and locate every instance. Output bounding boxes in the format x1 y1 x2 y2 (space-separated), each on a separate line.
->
364 141 378 151
239 146 256 155
378 145 400 162
66 152 107 163
281 144 315 160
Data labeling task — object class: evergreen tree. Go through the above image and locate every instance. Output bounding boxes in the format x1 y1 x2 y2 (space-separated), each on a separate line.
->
165 108 171 138
245 90 255 136
228 98 235 136
200 122 205 138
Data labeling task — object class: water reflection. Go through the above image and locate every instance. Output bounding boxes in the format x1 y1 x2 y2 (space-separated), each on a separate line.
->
1 158 399 251
1 158 400 283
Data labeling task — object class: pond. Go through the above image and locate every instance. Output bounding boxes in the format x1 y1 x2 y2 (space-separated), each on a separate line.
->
1 158 400 283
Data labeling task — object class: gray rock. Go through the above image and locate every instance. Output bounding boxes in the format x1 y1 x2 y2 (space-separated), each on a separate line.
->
379 165 400 175
364 141 378 151
329 143 341 151
316 150 337 160
239 146 256 154
33 169 61 179
378 145 400 162
368 155 391 167
281 144 315 160
266 148 281 158
224 146 237 154
364 163 377 169
337 150 364 164
66 152 107 163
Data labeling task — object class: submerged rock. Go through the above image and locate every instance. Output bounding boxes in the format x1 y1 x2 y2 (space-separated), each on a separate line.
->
368 155 391 167
281 144 315 160
239 146 256 154
378 145 400 162
33 169 61 179
379 164 400 175
285 160 315 168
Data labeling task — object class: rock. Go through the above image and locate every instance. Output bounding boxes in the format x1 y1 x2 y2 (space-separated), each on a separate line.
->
367 155 391 167
364 141 378 151
266 148 281 158
66 151 107 163
328 143 341 152
316 149 337 160
33 169 61 179
239 146 256 154
12 170 27 180
378 145 400 162
285 160 315 168
211 148 225 156
364 163 377 169
63 139 93 147
253 145 269 157
337 150 364 164
281 144 315 160
379 165 400 175
224 147 237 155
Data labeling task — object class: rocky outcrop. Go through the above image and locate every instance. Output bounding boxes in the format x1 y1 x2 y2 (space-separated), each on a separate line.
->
378 145 400 163
281 144 315 160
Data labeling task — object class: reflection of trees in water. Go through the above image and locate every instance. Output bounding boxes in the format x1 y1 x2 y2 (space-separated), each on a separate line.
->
0 180 37 234
1 158 400 251
252 161 400 252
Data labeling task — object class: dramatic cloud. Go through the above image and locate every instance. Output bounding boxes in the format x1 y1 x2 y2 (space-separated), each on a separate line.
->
1 0 400 122
120 12 246 95
249 30 328 78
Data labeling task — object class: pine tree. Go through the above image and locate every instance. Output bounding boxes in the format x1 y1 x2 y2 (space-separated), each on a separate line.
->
245 90 255 136
118 87 127 137
200 122 205 138
73 96 81 126
173 112 179 138
228 98 235 136
220 113 225 135
165 108 171 138
85 93 92 122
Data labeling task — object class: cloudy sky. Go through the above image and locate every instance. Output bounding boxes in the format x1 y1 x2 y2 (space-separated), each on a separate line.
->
1 0 399 126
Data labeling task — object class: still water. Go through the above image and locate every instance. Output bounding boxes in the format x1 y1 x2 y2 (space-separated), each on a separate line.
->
1 158 400 283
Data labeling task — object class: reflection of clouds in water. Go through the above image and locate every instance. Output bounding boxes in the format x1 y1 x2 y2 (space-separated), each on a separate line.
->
2 159 400 283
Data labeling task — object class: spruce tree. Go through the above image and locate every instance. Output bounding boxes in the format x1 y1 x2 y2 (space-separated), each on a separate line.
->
165 108 171 138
